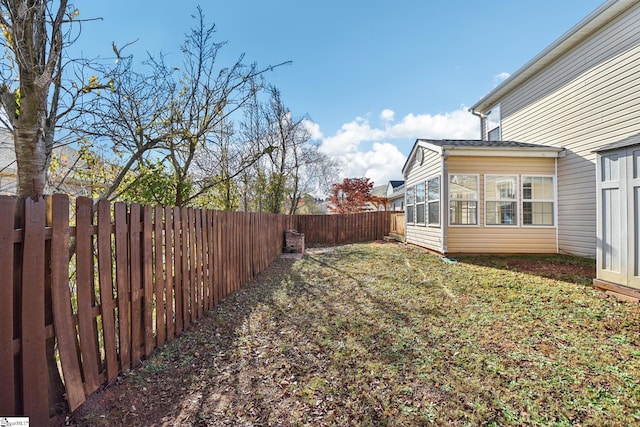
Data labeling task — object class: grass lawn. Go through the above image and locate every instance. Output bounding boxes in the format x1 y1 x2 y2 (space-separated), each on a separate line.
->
73 242 640 426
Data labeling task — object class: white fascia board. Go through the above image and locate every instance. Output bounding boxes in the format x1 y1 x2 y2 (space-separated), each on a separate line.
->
443 148 565 158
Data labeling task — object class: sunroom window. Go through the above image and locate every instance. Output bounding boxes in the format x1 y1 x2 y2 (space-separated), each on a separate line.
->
415 183 426 225
406 186 415 224
522 176 554 226
427 176 440 226
449 174 478 225
485 175 518 225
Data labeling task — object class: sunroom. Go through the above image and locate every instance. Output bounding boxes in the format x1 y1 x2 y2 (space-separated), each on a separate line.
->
402 139 565 254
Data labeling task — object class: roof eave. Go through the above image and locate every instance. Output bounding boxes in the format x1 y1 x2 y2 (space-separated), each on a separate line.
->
443 147 565 158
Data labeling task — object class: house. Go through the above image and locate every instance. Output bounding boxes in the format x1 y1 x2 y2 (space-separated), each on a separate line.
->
0 125 17 194
0 112 105 197
386 180 405 211
403 140 563 254
405 0 640 295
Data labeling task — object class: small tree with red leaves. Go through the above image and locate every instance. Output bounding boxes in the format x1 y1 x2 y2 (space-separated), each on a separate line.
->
327 177 374 214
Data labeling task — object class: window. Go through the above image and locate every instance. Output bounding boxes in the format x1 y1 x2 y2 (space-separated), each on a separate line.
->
486 104 501 141
449 174 478 225
415 183 426 225
522 176 554 226
485 175 518 225
406 186 415 224
427 176 440 225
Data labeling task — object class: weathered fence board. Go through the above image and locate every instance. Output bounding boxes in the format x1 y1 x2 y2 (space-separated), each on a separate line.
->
51 195 85 412
154 206 166 347
76 197 102 395
0 196 16 416
97 199 118 384
114 202 131 372
165 206 175 341
21 197 49 426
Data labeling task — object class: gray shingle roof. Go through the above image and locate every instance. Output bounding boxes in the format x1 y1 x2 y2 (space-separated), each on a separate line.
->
418 139 558 149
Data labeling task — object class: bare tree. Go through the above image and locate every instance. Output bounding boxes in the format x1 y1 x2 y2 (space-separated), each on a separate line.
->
255 86 338 214
69 7 287 206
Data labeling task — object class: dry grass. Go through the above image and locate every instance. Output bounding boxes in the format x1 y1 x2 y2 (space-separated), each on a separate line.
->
73 243 640 426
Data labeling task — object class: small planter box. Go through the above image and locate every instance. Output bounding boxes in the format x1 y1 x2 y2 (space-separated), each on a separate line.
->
282 230 305 258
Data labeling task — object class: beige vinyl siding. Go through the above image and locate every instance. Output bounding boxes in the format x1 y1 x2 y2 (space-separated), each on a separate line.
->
496 2 640 257
448 228 557 254
405 147 444 252
447 156 557 254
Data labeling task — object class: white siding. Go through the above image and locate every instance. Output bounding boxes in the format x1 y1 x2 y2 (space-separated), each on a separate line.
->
405 147 444 252
498 2 640 257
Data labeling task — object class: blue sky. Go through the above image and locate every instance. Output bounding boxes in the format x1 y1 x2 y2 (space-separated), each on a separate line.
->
72 0 604 186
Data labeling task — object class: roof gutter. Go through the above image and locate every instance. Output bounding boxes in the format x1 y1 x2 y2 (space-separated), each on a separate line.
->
470 0 637 114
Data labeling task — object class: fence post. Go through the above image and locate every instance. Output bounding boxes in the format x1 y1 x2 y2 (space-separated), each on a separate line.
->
20 197 49 425
0 196 17 416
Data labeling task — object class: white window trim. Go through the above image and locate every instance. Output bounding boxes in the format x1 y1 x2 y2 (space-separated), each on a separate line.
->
415 182 426 226
521 175 556 228
484 174 519 227
426 174 441 227
406 186 415 225
486 103 501 141
448 173 480 227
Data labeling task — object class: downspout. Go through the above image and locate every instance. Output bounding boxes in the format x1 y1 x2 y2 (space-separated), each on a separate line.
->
470 108 487 141
555 156 559 254
441 151 448 254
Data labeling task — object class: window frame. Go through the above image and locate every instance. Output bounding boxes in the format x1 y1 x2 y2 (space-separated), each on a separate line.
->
415 182 426 226
484 174 519 227
448 173 479 226
521 175 556 227
406 186 415 225
486 104 501 141
426 175 440 227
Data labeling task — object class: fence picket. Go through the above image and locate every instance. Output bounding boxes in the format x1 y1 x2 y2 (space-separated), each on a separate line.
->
75 197 102 394
195 209 203 318
97 199 118 384
114 203 131 371
130 204 143 366
154 206 166 347
0 196 16 415
142 206 154 357
20 197 49 425
173 207 183 335
164 207 174 340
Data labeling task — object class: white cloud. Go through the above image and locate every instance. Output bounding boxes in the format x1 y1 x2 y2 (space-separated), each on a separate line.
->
315 107 479 186
302 119 323 140
380 109 395 122
385 108 479 140
493 72 511 87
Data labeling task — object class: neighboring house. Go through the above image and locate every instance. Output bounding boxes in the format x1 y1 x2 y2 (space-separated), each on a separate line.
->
403 140 563 254
386 180 405 211
368 184 388 211
0 127 102 197
0 126 17 195
404 0 640 294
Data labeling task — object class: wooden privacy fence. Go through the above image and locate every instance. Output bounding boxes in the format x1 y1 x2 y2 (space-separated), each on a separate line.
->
296 211 391 245
0 196 393 424
0 194 294 424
